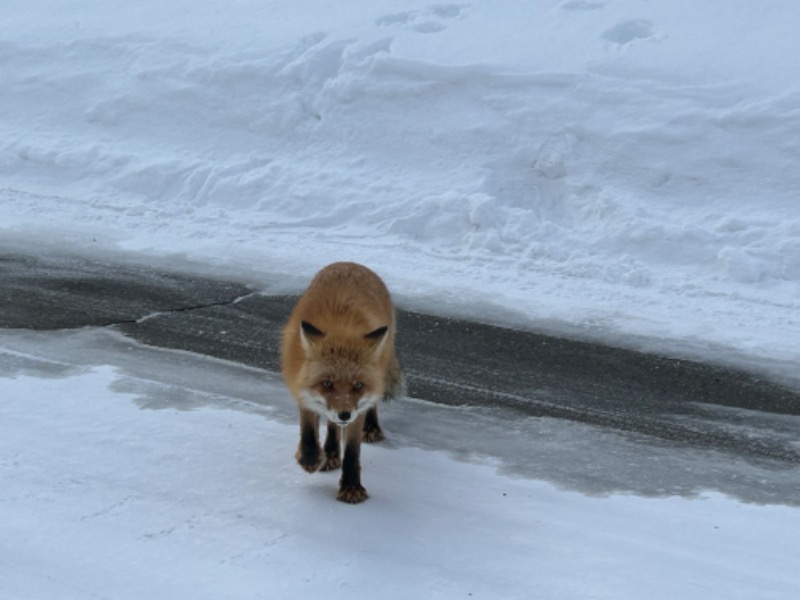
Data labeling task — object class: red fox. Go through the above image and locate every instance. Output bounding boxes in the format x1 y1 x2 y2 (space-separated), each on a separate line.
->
280 262 404 503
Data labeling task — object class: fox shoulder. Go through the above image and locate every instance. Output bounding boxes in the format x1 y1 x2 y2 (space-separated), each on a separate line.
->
303 263 394 330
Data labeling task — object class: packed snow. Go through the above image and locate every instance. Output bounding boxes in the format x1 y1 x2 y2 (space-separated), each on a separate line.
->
2 1 800 598
2 330 799 599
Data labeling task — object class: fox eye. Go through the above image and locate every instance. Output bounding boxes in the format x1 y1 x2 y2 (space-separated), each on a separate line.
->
321 379 333 390
353 381 364 391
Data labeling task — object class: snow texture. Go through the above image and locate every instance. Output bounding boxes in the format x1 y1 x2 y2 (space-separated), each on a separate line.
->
2 3 800 596
2 330 799 600
1 0 799 384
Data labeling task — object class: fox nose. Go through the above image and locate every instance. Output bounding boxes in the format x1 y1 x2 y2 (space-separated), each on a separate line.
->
337 411 351 422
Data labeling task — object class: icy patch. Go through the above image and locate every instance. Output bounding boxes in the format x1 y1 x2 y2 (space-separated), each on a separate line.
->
2 329 800 599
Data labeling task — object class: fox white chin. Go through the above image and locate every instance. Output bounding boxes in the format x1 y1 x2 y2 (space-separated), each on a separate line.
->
356 393 380 412
299 391 381 426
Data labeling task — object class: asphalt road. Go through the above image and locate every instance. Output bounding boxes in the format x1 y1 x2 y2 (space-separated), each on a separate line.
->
2 250 799 504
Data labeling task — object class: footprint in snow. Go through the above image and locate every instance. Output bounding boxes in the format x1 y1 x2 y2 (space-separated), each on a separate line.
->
375 11 418 27
561 0 605 10
429 4 466 19
602 19 654 45
413 21 447 34
376 4 469 34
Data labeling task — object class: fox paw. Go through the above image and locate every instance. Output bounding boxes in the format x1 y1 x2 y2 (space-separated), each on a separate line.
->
296 447 322 473
337 484 369 504
362 428 385 443
320 454 341 472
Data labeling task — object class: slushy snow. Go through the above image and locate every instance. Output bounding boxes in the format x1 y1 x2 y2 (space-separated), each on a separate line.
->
2 1 800 598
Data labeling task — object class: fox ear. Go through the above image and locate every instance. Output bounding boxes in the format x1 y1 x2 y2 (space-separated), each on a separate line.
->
365 326 389 355
301 321 324 337
300 320 324 353
365 326 388 341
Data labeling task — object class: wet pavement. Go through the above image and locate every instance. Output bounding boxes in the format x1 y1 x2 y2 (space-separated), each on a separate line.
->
2 249 799 504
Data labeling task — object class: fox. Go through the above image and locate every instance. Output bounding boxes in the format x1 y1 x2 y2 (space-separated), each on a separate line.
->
280 262 404 504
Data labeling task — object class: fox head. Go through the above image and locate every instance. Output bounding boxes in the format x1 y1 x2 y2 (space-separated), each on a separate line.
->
297 320 388 426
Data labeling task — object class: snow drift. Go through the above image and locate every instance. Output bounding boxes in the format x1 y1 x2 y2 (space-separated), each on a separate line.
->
2 0 799 379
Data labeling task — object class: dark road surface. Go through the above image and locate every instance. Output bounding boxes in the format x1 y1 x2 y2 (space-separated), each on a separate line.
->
2 250 799 504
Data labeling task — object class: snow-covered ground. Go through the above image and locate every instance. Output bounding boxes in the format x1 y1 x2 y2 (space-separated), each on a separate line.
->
2 329 799 600
2 0 799 381
2 2 800 598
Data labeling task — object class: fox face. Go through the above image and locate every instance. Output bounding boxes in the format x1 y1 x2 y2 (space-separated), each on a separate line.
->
298 320 386 426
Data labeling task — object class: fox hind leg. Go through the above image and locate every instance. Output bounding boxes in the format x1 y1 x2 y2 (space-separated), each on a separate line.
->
362 355 403 443
362 406 384 443
383 354 406 401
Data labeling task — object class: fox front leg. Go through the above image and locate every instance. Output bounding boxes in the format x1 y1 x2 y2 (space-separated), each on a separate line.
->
337 413 368 504
320 421 342 471
295 409 322 473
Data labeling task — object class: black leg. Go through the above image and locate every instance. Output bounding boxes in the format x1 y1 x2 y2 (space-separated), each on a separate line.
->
320 421 342 471
295 409 321 473
338 415 368 503
362 406 385 443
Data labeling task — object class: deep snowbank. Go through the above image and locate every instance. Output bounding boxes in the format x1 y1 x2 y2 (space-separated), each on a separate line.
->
2 0 799 379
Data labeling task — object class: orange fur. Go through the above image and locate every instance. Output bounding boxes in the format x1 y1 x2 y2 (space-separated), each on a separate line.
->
280 262 403 503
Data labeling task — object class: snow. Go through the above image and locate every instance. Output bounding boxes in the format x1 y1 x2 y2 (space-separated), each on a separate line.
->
2 330 799 600
1 0 799 382
2 2 800 597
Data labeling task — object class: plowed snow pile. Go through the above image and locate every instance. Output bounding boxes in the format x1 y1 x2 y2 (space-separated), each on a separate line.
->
2 0 799 379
